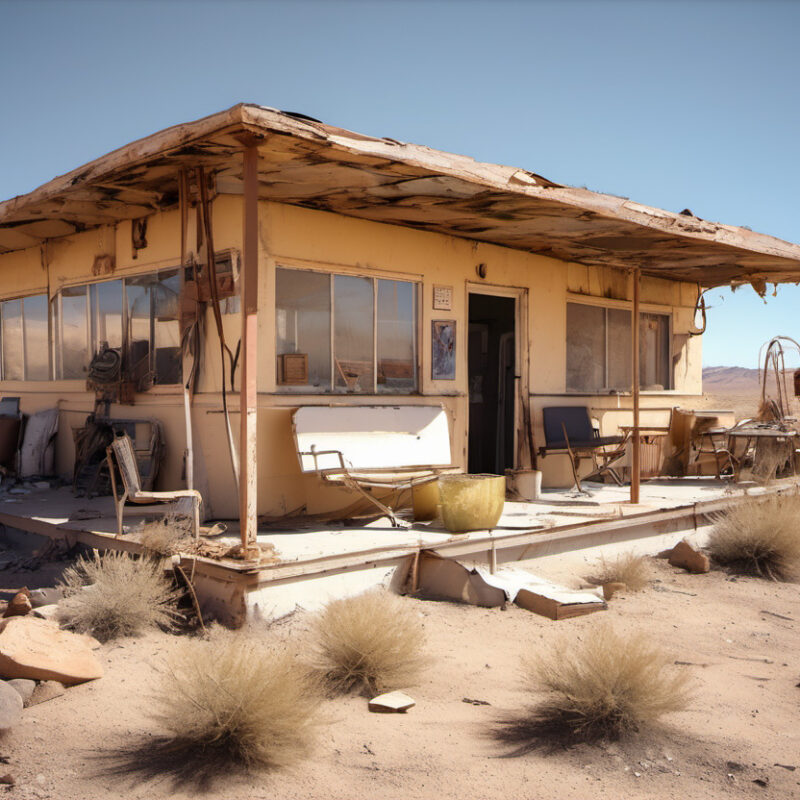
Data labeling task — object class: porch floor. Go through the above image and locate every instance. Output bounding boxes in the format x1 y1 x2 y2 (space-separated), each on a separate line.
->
0 476 788 572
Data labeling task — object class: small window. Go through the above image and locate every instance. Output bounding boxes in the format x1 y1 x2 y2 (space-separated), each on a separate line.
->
566 302 671 392
275 267 418 394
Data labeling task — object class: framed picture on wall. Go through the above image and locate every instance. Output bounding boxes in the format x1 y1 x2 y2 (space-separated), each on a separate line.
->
431 320 456 380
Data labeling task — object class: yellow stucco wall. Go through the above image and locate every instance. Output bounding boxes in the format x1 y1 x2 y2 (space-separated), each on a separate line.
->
0 193 704 516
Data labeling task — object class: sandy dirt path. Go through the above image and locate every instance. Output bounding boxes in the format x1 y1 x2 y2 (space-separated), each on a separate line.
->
1 556 799 800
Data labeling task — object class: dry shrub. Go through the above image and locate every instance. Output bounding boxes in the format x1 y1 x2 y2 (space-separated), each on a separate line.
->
310 589 427 694
587 551 649 591
137 515 191 556
58 550 181 640
151 627 322 771
708 494 800 581
496 626 691 751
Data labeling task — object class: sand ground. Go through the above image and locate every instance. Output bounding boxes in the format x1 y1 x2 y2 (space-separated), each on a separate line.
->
1 550 798 800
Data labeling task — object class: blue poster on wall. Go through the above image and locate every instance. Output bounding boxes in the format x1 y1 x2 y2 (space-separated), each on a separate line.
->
431 320 456 380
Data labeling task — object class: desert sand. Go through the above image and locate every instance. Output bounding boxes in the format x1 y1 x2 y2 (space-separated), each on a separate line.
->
1 550 798 800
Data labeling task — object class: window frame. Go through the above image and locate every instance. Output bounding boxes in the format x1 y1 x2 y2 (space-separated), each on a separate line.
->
566 297 673 393
275 264 420 395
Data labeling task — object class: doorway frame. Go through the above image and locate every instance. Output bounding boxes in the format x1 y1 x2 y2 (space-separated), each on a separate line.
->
465 282 530 471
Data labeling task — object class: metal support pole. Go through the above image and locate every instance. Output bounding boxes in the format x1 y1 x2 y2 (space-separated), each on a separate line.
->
240 145 259 549
631 268 641 504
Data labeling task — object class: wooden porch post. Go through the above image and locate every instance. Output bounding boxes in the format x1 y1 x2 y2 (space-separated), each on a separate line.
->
240 145 259 548
631 267 641 504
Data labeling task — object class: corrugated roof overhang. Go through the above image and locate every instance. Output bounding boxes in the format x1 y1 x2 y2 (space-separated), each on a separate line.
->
1 103 799 288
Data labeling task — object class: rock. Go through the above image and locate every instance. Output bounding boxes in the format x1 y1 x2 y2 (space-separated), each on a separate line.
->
603 581 627 600
0 680 23 731
3 588 32 618
32 603 60 622
0 616 103 685
368 691 415 713
29 588 63 608
668 540 710 574
33 481 50 489
7 678 35 706
27 680 66 707
0 774 14 786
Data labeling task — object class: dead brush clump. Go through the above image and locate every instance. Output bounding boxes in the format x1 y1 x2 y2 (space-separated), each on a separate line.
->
136 514 191 557
309 589 427 695
495 626 692 752
587 551 650 591
708 494 800 581
57 550 181 641
150 627 322 772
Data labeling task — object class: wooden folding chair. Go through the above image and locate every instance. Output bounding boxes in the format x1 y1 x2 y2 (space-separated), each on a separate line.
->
106 433 202 538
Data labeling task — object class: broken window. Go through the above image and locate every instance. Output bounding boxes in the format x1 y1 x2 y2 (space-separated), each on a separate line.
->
275 267 418 394
566 302 671 392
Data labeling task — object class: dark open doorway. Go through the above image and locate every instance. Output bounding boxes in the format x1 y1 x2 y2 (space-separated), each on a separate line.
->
468 293 516 474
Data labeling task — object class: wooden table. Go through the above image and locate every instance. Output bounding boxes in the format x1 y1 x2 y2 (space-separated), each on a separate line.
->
727 427 798 479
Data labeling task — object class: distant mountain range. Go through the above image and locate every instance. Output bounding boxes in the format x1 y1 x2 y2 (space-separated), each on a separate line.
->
702 366 761 393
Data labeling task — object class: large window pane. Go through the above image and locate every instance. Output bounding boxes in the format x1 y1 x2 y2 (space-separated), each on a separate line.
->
377 280 416 394
276 268 331 391
152 270 181 384
607 308 632 391
23 295 50 380
640 312 670 389
57 286 89 378
334 275 374 393
1 300 23 381
92 280 123 350
566 303 605 392
125 276 152 381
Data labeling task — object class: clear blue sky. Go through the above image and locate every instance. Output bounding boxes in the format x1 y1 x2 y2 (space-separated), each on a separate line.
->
2 0 798 368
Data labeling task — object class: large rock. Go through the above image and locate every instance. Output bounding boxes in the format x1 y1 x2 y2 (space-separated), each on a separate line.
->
3 589 32 618
668 540 710 574
28 680 66 707
0 617 103 685
0 680 23 731
7 678 35 706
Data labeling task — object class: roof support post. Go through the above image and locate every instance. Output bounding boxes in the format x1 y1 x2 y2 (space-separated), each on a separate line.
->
630 267 641 504
240 144 259 549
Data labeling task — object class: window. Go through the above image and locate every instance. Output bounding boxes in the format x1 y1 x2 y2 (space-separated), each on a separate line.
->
0 295 51 381
275 267 418 394
53 270 181 385
566 302 671 392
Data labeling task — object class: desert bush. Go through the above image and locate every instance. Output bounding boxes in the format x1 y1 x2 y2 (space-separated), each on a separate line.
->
58 550 181 640
498 626 691 749
708 494 800 581
151 627 322 770
136 515 191 557
309 589 427 695
587 551 649 591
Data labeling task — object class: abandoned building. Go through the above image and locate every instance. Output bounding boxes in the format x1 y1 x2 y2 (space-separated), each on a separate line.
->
2 104 800 622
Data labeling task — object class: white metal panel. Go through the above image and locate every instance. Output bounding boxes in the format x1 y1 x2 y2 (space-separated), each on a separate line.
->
294 405 451 472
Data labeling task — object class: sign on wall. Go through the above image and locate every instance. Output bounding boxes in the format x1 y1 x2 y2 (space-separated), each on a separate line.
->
432 285 453 311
